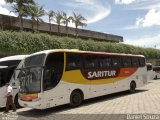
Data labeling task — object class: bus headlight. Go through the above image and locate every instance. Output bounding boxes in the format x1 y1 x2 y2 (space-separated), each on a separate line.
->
32 98 41 102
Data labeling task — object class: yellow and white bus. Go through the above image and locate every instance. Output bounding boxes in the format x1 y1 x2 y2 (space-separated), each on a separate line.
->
18 49 147 109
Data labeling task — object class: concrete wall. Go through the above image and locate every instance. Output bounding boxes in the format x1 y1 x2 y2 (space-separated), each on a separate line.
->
0 14 123 42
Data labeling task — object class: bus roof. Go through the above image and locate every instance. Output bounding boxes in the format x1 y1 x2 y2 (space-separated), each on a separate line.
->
29 49 145 57
0 55 28 62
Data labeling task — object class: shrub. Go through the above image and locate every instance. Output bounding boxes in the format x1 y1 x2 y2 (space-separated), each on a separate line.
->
0 30 160 59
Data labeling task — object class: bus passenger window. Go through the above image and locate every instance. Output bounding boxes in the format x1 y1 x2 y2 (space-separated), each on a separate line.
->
84 55 98 69
99 57 111 68
66 53 82 71
139 57 145 67
122 57 131 67
112 57 122 68
146 63 152 71
132 57 140 67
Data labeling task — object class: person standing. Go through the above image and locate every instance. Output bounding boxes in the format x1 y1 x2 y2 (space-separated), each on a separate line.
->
5 83 16 113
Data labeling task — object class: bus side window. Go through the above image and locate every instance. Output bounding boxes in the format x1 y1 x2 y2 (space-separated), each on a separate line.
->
0 60 20 67
132 57 140 67
66 53 82 71
139 57 146 67
1 66 16 86
122 57 132 68
84 54 99 69
99 56 111 68
112 57 122 68
43 53 64 91
147 64 152 71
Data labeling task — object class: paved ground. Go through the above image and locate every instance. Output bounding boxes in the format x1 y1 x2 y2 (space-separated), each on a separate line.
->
1 80 160 120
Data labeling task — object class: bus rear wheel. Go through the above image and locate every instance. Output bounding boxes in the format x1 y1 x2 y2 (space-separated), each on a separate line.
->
70 90 83 107
130 82 136 93
154 75 158 80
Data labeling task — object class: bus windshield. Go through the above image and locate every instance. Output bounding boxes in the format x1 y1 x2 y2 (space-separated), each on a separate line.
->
0 66 17 87
19 54 45 94
24 54 45 67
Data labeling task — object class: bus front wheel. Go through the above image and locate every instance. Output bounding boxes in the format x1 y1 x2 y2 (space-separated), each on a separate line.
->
70 90 83 107
130 82 136 93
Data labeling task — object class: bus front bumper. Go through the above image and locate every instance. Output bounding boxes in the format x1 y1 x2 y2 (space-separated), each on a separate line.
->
18 99 44 109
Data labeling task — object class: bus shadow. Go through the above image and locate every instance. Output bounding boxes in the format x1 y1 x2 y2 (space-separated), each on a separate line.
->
0 107 5 112
83 89 148 106
18 89 148 118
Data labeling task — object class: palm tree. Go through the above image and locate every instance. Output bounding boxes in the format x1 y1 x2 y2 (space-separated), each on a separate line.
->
26 5 36 31
5 0 14 3
27 5 45 31
61 12 72 36
47 10 55 34
54 11 63 35
71 12 87 38
11 4 25 31
5 0 35 31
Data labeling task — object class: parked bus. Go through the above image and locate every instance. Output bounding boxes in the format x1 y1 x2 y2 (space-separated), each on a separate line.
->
0 55 27 108
18 49 147 109
153 66 160 79
146 63 155 80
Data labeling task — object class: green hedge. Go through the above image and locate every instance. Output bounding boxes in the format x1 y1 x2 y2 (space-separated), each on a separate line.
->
0 30 160 59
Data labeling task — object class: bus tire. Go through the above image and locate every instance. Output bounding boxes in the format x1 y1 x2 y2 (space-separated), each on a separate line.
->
70 90 83 107
130 81 136 93
154 75 157 80
14 94 21 108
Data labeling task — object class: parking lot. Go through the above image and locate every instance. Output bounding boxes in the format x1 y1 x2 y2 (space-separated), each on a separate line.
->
1 80 160 120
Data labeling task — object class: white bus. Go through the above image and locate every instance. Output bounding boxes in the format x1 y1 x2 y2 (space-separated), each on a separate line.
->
146 63 155 80
18 50 147 109
0 55 27 108
153 66 160 79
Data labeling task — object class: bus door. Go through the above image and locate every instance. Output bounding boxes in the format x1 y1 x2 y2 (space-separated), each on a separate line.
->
43 53 67 108
0 65 17 107
0 69 7 107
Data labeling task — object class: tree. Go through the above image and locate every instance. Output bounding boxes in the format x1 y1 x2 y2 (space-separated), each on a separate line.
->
47 10 55 34
26 5 45 31
5 0 35 31
26 5 36 31
71 12 87 38
54 11 63 35
61 12 72 37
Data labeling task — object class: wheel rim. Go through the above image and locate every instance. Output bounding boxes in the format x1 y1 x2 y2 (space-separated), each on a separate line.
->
131 83 135 91
71 93 82 105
